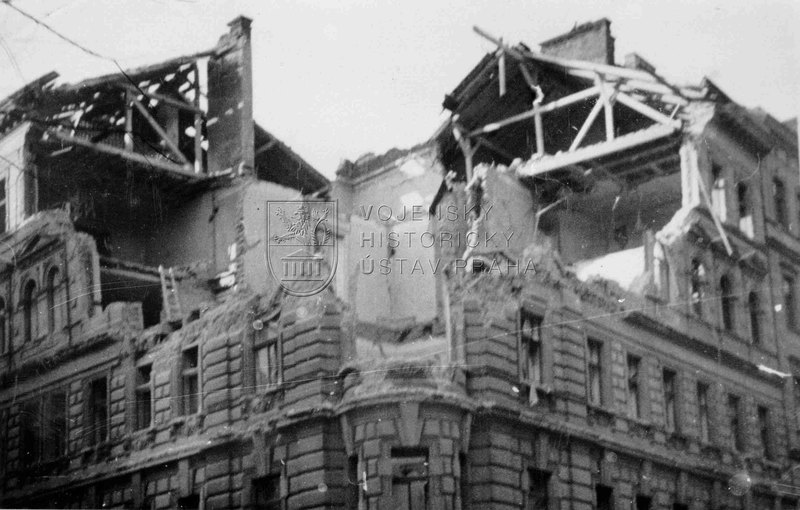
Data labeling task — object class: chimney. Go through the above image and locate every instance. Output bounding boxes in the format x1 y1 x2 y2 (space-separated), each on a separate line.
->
624 53 656 74
539 18 615 65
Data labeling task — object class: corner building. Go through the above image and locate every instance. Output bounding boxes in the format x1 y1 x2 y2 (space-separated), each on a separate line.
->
1 16 799 510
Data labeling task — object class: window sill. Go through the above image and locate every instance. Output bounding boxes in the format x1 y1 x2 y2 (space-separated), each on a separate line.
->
587 404 615 427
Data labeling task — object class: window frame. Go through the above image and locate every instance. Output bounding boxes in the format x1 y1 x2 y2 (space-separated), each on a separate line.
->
748 290 762 345
586 339 604 407
727 393 743 452
45 266 59 334
253 323 282 392
526 468 552 510
783 272 798 331
757 405 773 460
774 177 788 227
519 310 544 388
697 382 711 444
180 345 201 416
662 368 677 432
690 258 706 318
86 375 109 447
22 278 37 343
626 354 642 420
135 363 153 431
19 389 68 466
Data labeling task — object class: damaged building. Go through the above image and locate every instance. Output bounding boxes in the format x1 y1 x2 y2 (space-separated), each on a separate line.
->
0 13 799 510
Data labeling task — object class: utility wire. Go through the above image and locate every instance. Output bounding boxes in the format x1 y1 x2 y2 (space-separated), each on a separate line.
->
1 0 148 98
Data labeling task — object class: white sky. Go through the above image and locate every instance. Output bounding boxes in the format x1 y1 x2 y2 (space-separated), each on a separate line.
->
0 0 797 178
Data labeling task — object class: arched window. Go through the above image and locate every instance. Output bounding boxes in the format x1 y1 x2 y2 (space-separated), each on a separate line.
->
653 242 669 301
690 259 705 317
720 274 735 331
0 298 6 353
748 291 761 344
22 280 36 343
46 267 59 333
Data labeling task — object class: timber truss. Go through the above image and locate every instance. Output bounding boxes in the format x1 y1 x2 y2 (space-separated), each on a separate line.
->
451 27 701 186
38 54 211 179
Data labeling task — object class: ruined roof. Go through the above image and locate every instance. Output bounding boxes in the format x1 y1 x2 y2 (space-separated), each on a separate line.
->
336 140 436 181
254 123 329 193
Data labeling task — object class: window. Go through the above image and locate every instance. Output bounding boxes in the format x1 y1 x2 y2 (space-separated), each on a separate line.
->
22 279 37 343
673 504 689 510
0 178 6 234
19 391 67 466
784 274 797 330
596 485 614 510
653 242 670 300
181 346 200 415
720 274 735 331
758 406 773 460
255 325 281 391
252 475 281 510
526 469 550 510
636 495 653 510
19 399 40 467
627 355 642 419
391 448 428 510
43 391 67 461
87 377 108 446
711 163 727 221
690 259 705 317
663 369 677 432
346 455 360 510
46 267 59 333
587 339 603 406
727 394 743 451
459 452 469 510
774 178 787 227
749 291 761 344
135 364 152 430
519 311 543 388
697 382 710 443
177 494 200 510
738 182 753 238
0 297 7 353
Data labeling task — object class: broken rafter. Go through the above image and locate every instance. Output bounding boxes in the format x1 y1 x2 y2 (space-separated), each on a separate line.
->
130 97 192 167
122 83 203 114
474 136 515 161
615 91 681 129
47 128 200 178
255 139 279 157
468 85 600 137
517 124 677 178
569 98 604 152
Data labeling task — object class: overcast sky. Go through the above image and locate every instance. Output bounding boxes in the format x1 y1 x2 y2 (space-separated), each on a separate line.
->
1 0 797 178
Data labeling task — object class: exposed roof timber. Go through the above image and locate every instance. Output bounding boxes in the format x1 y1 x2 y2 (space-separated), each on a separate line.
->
129 95 191 167
516 124 678 178
122 83 203 114
474 135 515 161
615 92 681 129
473 26 678 89
46 128 201 179
254 138 279 157
468 85 600 137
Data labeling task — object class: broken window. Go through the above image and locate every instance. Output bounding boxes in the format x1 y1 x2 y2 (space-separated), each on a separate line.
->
391 448 428 510
720 274 735 332
252 474 282 510
526 469 550 510
727 394 743 451
19 399 40 467
180 346 200 415
19 390 67 466
86 376 108 447
135 364 152 430
662 368 677 432
626 355 642 419
697 382 710 443
587 339 604 406
519 311 543 390
22 279 37 343
711 163 727 222
0 178 6 234
177 494 200 510
254 324 281 391
636 495 653 510
0 297 7 353
748 291 761 344
596 485 614 510
46 266 59 333
783 274 797 330
346 455 360 510
774 178 787 228
758 406 773 460
653 242 669 301
690 259 705 317
737 182 753 238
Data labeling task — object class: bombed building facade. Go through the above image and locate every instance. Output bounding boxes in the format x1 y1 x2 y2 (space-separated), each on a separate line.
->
0 14 799 510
